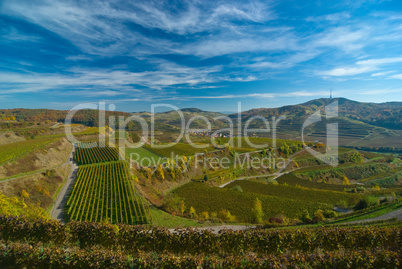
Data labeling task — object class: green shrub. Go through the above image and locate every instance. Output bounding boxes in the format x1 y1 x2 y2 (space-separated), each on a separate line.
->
231 185 243 192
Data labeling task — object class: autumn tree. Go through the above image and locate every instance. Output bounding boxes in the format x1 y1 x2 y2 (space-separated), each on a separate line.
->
20 189 29 201
156 164 165 180
252 198 264 224
301 209 311 223
131 174 139 182
315 142 325 149
179 200 186 216
218 209 235 222
313 209 325 223
189 206 197 218
201 211 209 220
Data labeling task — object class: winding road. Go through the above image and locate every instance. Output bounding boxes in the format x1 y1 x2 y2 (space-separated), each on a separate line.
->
51 144 78 222
347 207 402 224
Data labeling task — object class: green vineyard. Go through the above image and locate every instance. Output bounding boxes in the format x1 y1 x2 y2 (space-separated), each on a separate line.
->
74 142 120 165
66 161 150 225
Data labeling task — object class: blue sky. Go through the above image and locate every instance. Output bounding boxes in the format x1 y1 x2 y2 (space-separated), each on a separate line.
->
1 0 402 112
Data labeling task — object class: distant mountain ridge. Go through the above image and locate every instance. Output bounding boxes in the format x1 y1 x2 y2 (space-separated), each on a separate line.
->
0 98 401 130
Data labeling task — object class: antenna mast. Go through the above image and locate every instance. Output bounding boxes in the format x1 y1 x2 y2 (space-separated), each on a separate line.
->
330 88 332 99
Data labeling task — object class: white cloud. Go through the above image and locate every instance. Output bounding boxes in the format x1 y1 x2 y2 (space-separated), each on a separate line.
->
0 62 224 95
2 0 402 99
177 34 298 58
249 51 319 69
1 0 275 57
371 71 394 77
318 57 402 77
389 74 402 80
3 27 42 43
357 57 402 66
192 90 328 99
306 12 351 23
60 90 126 97
313 26 369 52
357 88 402 95
221 76 258 82
319 66 374 76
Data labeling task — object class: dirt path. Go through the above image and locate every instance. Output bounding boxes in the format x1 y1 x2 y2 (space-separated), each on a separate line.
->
347 208 402 224
51 144 78 222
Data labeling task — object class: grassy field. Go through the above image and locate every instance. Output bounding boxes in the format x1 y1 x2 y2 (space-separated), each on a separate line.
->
214 137 304 149
225 180 359 206
173 181 332 222
275 173 346 191
126 147 164 165
366 169 402 187
294 162 391 182
144 143 215 157
0 136 60 164
149 206 202 228
0 138 72 180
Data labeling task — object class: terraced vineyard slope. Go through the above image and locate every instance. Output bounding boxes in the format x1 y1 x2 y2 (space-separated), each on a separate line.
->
66 161 150 224
74 142 120 165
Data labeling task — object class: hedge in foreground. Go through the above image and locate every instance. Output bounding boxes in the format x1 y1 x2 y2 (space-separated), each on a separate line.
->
0 216 400 256
0 241 400 269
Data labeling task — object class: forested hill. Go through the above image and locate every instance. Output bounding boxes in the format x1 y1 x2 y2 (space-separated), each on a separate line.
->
231 98 402 130
0 108 130 127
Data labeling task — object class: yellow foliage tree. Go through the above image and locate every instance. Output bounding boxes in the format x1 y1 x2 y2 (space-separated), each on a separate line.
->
20 189 29 200
0 193 46 220
170 170 176 180
315 142 325 148
156 164 165 180
372 185 380 191
252 198 264 224
218 209 236 222
342 176 350 185
142 167 152 180
189 206 197 218
201 211 209 220
179 200 186 216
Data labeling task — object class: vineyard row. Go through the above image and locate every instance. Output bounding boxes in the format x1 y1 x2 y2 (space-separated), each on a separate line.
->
66 161 150 225
74 142 120 165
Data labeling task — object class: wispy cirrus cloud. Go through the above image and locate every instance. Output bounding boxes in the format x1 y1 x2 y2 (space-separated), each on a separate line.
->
191 90 329 99
371 71 395 77
389 74 402 80
306 12 351 23
0 63 222 94
1 0 274 57
318 57 402 77
1 0 402 110
357 88 402 95
312 26 370 52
